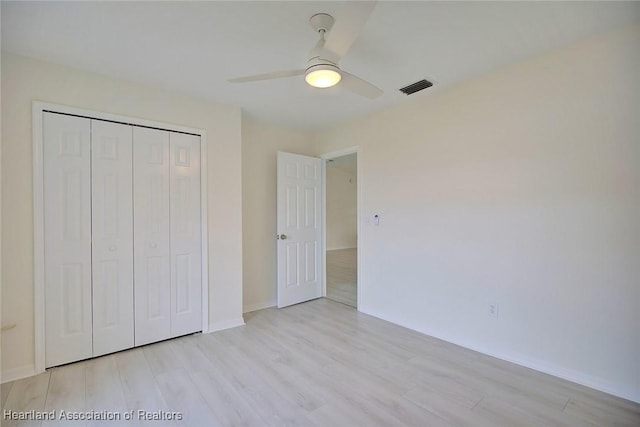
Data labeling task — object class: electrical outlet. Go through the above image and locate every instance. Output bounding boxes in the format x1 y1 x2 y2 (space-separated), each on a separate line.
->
488 303 499 318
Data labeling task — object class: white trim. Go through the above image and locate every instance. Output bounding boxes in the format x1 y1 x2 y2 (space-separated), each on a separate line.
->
208 318 246 333
320 147 360 160
320 160 327 298
32 101 210 372
34 102 204 135
199 129 209 333
1 365 39 384
320 146 361 309
243 300 276 314
32 103 46 375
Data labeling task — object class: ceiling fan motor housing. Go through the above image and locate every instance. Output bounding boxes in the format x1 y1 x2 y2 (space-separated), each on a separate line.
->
306 56 339 71
309 13 335 33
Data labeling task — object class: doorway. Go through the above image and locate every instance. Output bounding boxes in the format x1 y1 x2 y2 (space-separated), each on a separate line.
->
324 152 358 307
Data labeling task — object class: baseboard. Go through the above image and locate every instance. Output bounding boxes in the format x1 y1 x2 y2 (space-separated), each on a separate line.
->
359 308 640 404
1 365 39 384
207 317 245 333
243 300 276 313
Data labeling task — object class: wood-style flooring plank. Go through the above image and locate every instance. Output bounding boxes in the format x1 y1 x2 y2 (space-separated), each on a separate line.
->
85 355 131 426
166 336 264 426
114 348 177 427
195 332 318 427
2 371 51 427
246 305 448 426
1 380 13 410
213 328 327 412
404 386 489 426
241 311 420 426
188 368 264 427
153 369 219 427
41 362 86 427
563 395 640 427
473 395 595 427
141 340 181 377
319 360 449 427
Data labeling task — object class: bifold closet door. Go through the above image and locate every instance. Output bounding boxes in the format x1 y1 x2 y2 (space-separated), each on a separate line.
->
169 133 202 337
91 120 134 356
44 113 93 368
133 127 172 346
134 129 203 344
44 114 203 364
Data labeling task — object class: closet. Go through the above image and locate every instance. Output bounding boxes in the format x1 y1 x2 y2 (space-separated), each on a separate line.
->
43 112 202 368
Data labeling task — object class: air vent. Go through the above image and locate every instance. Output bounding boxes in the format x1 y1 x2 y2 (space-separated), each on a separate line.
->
399 79 433 95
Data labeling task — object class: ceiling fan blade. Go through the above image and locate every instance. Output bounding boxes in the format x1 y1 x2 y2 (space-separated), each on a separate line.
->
340 71 383 99
228 69 305 83
323 1 376 60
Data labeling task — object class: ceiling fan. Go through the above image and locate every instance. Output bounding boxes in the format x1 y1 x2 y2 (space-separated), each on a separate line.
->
228 2 382 99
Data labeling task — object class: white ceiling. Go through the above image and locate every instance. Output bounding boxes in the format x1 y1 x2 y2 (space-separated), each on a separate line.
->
3 1 639 131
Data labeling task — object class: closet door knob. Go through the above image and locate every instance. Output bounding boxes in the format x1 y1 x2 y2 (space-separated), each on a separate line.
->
149 242 157 248
108 245 117 252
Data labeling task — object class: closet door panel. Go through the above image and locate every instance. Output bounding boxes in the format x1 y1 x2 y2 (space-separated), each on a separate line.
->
43 112 93 367
133 127 171 346
169 133 202 337
91 120 134 356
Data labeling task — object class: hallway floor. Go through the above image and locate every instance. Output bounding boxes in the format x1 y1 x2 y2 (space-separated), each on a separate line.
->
326 248 357 307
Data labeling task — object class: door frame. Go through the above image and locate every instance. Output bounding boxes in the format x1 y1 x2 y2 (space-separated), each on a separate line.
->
32 101 210 373
320 146 361 309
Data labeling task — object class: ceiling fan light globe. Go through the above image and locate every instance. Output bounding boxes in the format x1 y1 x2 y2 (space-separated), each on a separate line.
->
305 65 341 88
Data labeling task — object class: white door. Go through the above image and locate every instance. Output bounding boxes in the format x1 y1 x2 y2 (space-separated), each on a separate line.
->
91 120 134 356
276 152 323 308
169 133 202 337
44 113 93 367
133 127 172 346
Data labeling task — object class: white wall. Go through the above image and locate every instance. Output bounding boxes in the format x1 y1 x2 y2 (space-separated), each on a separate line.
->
241 116 315 313
1 53 244 381
326 159 357 250
314 24 640 402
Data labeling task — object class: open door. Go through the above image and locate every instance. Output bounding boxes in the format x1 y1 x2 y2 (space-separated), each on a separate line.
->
277 152 323 308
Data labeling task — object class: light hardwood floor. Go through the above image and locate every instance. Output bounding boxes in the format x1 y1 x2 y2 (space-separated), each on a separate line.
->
326 248 357 307
2 299 639 426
